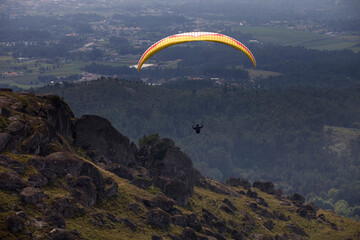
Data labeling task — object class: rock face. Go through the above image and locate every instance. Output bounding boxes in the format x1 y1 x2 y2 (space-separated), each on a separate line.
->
252 180 275 195
0 172 27 191
44 152 82 176
143 195 176 212
75 115 136 166
6 215 25 232
42 94 74 138
67 176 97 207
147 208 171 229
0 93 74 155
225 177 251 190
0 133 11 151
139 137 201 205
20 187 44 204
108 165 134 181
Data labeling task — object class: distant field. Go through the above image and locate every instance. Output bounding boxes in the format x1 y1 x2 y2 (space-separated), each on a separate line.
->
248 69 281 79
45 62 85 76
0 57 134 89
236 26 360 52
302 36 360 52
0 56 13 61
323 125 360 155
236 26 320 45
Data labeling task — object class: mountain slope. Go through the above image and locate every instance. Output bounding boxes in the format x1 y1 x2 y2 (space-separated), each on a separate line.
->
0 90 359 240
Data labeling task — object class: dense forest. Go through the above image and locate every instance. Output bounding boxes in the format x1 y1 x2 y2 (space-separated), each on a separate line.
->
36 78 360 221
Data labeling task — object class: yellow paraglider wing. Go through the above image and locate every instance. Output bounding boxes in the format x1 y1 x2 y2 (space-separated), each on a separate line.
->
137 32 256 71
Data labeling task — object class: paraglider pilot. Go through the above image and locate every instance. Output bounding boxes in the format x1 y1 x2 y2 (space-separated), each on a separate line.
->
192 121 204 134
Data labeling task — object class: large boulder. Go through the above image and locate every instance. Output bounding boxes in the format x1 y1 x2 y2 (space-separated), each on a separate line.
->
8 160 26 175
147 208 171 229
130 177 152 189
51 197 84 218
28 156 46 170
0 93 75 155
67 176 97 207
42 94 74 138
288 193 305 204
142 138 201 205
19 122 57 155
0 133 11 151
225 177 251 190
252 180 275 195
143 195 175 212
108 165 134 181
28 173 48 187
186 213 202 231
202 208 218 226
0 172 27 191
172 215 187 227
20 187 44 204
182 227 198 240
45 212 66 229
8 120 25 134
44 152 82 177
80 161 104 190
75 115 136 166
296 203 318 219
6 215 24 232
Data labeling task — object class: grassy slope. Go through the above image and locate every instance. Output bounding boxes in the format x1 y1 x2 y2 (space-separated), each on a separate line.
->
1 152 360 240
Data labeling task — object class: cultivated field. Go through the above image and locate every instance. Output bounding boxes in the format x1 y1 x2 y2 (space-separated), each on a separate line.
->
236 26 360 52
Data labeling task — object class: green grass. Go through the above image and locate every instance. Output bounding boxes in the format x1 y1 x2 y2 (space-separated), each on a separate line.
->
304 37 360 52
0 58 136 90
248 69 282 79
1 151 360 239
45 62 85 76
0 56 13 61
237 26 320 45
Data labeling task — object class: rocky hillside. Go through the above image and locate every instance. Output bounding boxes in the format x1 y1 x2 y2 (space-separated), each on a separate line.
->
0 90 359 240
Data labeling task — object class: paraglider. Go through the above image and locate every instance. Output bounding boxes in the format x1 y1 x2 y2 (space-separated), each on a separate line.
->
192 121 204 134
137 32 256 71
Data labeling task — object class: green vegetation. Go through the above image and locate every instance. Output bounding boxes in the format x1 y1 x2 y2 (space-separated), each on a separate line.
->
139 133 160 148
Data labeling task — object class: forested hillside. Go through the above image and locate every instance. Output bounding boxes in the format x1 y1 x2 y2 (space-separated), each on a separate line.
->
36 78 360 220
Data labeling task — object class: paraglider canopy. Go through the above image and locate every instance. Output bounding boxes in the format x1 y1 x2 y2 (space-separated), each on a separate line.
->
137 32 256 71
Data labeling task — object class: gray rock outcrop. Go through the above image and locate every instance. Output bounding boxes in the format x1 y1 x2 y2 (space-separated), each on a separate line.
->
20 187 44 204
147 208 171 229
0 172 27 191
6 215 25 232
75 115 136 166
139 138 201 205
